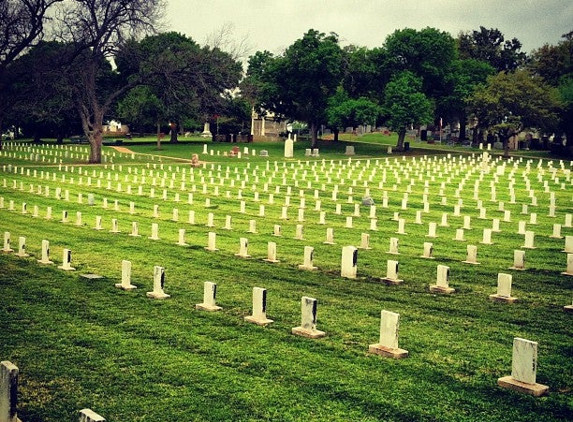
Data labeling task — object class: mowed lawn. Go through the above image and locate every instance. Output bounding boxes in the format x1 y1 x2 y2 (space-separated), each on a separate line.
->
0 140 572 421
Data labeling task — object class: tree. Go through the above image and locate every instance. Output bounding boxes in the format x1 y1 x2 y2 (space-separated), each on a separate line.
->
326 88 380 140
52 0 166 163
384 27 457 101
250 29 344 148
458 26 526 72
558 76 573 151
470 70 562 158
6 41 77 143
116 31 242 144
381 71 433 151
0 0 62 143
440 58 496 141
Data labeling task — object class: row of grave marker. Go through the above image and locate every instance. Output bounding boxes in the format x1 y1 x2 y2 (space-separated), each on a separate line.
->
4 233 573 309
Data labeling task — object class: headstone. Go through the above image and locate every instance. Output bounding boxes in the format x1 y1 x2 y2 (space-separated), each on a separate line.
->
0 361 21 422
15 237 28 258
146 266 170 299
263 242 280 263
563 236 573 253
205 232 218 251
235 238 251 258
550 224 563 239
462 245 480 265
79 408 106 422
272 225 282 237
489 273 517 303
510 250 525 270
298 246 317 270
420 242 434 259
115 260 137 290
2 232 13 253
56 249 75 271
481 228 493 245
380 260 403 285
388 237 399 255
284 138 294 158
358 233 371 250
148 223 160 240
38 239 53 264
368 310 408 359
561 253 573 276
110 219 120 234
196 281 222 311
177 229 187 246
291 296 326 338
340 246 358 279
522 231 536 249
345 146 355 156
497 338 549 396
429 265 454 294
244 287 274 326
454 228 465 241
324 228 335 245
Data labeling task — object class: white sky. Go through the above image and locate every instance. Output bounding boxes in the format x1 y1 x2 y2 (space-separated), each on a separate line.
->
165 0 572 59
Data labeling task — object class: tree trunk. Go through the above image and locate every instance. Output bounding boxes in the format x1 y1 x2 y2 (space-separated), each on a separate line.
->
458 111 467 142
88 126 103 164
333 128 339 142
503 136 511 159
310 121 318 149
0 117 3 150
396 129 406 151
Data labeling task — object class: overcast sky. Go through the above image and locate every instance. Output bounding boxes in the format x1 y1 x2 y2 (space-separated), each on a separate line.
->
166 0 572 59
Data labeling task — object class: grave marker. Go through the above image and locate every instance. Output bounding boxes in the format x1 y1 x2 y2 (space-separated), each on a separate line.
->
79 409 105 422
292 296 326 338
462 245 480 265
244 287 274 326
298 246 317 270
115 260 137 290
196 281 222 311
38 240 53 264
2 233 13 253
15 237 28 258
146 266 170 299
58 249 75 271
263 242 280 263
429 265 454 294
205 232 218 251
497 338 549 396
368 310 408 359
340 246 358 279
380 260 403 285
510 250 525 270
489 273 517 303
0 361 21 422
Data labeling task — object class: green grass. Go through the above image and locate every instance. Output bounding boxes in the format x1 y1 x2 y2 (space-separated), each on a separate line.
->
0 142 572 421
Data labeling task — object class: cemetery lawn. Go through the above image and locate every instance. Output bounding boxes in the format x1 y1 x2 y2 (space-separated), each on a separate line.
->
0 143 572 421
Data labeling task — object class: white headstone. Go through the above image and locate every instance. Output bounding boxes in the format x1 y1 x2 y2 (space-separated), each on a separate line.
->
292 296 325 338
368 310 408 358
0 361 20 422
341 246 358 279
196 281 222 311
245 287 274 326
115 260 137 290
298 246 317 270
146 266 170 299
